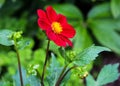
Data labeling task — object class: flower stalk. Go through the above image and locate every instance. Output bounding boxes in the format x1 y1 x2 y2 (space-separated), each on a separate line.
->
55 65 68 86
14 39 24 86
41 40 50 86
55 66 77 86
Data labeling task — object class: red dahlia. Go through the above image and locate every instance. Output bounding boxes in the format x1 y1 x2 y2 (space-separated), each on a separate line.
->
37 6 76 47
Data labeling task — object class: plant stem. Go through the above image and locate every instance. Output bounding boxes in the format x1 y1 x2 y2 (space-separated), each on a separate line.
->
41 40 50 86
55 66 77 86
55 65 68 86
14 41 24 86
36 69 42 85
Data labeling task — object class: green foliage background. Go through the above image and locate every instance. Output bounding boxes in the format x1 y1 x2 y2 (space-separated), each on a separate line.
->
0 0 120 86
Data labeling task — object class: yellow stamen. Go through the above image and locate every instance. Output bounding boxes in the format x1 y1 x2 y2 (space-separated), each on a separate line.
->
51 22 62 34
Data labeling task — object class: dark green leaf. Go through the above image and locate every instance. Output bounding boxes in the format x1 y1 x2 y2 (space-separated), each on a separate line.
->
52 4 83 20
88 19 120 31
47 53 62 86
26 75 41 86
0 81 12 86
88 3 112 19
72 24 93 53
13 68 41 86
96 64 120 85
0 29 14 46
0 18 27 31
86 64 120 86
111 0 120 18
13 68 27 86
0 0 22 17
0 0 5 7
73 45 110 66
88 19 120 54
86 74 96 86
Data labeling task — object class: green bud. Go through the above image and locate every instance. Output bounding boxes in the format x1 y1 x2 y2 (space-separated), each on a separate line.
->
13 31 23 39
66 50 76 62
78 71 88 79
27 64 39 76
74 66 88 79
33 64 39 69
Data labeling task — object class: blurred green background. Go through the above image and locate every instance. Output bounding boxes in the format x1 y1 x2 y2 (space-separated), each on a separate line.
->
0 0 120 86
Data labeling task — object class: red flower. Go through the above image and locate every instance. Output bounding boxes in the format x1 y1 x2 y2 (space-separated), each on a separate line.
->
37 6 76 47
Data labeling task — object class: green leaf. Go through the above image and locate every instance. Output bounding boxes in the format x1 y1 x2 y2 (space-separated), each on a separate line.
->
86 74 96 86
19 48 32 61
96 64 120 86
73 45 110 66
0 0 22 17
86 64 120 86
13 68 41 86
88 3 112 19
17 38 34 50
0 81 12 86
88 19 120 31
13 68 26 86
0 29 14 46
26 76 41 86
32 49 45 75
47 53 62 86
111 0 120 18
0 18 27 31
72 24 93 53
0 0 5 7
88 19 120 54
52 4 83 20
47 53 70 85
58 47 67 58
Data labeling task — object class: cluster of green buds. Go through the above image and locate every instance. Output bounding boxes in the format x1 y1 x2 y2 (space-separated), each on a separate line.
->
66 50 76 62
13 31 23 39
27 64 40 76
74 66 88 79
58 47 77 63
8 31 23 46
9 31 23 41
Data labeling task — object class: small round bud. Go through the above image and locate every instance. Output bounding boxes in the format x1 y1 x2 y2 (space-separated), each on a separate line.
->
13 31 23 39
66 51 76 62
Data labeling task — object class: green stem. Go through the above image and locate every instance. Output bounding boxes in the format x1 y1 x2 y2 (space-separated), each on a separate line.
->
41 40 50 86
55 64 68 86
14 40 24 86
55 66 77 86
36 69 42 85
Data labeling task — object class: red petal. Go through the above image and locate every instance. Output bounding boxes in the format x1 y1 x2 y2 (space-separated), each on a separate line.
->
38 18 50 30
46 6 57 22
46 30 66 47
37 9 51 30
46 29 56 40
61 23 76 38
37 9 47 19
57 14 67 24
60 35 73 47
37 9 50 24
55 35 67 47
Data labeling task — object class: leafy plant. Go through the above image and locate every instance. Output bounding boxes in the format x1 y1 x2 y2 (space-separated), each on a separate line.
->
0 0 120 86
86 63 120 86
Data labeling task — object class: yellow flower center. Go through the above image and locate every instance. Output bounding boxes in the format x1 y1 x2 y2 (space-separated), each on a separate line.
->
51 22 62 34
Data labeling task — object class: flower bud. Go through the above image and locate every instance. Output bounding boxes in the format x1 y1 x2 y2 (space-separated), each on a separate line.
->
13 31 23 39
66 51 76 62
